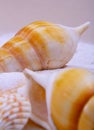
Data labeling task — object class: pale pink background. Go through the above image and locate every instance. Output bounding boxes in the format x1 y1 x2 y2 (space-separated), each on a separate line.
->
0 0 94 43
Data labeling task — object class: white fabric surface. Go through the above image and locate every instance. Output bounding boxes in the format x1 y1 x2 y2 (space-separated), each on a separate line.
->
67 42 94 71
0 33 94 71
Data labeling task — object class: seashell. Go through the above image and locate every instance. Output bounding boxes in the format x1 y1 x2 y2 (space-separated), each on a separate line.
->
0 20 90 72
0 72 32 130
0 93 31 130
0 71 51 130
24 67 94 130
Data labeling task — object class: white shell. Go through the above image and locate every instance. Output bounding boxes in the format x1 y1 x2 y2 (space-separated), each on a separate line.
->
0 93 31 130
0 72 32 130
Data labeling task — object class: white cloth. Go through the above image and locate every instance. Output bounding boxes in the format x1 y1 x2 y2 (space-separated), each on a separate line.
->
68 41 94 71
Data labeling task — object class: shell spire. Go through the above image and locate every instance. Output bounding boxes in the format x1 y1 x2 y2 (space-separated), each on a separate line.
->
74 21 90 35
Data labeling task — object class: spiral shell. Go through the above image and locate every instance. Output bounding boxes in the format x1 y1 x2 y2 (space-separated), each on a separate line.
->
0 21 90 72
24 67 94 130
0 93 31 130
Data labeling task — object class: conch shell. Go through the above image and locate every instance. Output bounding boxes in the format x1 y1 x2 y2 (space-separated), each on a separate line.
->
25 67 94 130
0 21 90 72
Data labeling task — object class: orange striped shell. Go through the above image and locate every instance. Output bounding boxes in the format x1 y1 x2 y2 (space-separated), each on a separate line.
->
0 21 90 72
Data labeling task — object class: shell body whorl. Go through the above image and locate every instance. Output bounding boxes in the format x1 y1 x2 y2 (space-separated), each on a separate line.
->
51 68 94 130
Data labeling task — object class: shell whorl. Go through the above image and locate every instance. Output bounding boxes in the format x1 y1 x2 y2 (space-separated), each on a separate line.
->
0 93 31 130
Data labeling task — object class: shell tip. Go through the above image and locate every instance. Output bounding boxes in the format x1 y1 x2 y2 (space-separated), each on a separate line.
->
75 21 91 35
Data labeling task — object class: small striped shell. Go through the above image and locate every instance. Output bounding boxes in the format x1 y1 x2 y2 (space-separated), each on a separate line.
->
0 93 31 130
